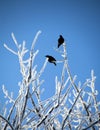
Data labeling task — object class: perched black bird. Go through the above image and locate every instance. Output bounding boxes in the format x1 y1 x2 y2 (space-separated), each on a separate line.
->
45 55 56 66
58 35 64 48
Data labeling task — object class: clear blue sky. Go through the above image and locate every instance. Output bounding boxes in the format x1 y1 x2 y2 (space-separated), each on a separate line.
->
0 0 100 109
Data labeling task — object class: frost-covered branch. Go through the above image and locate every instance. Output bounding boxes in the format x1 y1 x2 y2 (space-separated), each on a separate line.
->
1 31 100 130
82 118 100 130
61 42 97 130
0 114 14 130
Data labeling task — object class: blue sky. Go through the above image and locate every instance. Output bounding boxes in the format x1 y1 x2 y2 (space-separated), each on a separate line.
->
0 0 100 109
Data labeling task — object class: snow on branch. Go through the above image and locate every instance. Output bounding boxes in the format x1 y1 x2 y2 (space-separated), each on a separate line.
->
31 30 42 52
4 43 18 55
0 31 100 130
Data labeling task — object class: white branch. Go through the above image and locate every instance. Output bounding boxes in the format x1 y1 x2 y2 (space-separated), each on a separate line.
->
31 30 42 51
4 44 18 55
11 32 19 48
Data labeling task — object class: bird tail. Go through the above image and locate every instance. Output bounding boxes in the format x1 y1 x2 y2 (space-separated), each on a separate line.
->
54 62 56 66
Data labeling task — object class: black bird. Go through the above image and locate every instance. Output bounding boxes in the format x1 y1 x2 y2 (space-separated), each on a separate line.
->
45 55 56 66
58 35 64 48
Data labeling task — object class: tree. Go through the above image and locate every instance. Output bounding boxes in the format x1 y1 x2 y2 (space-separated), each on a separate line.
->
0 31 100 130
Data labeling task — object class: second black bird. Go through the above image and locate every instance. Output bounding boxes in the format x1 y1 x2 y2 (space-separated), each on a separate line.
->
58 35 64 48
45 55 56 66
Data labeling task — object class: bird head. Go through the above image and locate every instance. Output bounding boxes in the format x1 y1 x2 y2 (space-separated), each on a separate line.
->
60 35 62 37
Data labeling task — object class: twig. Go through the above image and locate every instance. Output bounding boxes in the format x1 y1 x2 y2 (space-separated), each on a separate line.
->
0 114 14 130
63 42 95 130
82 118 100 130
61 82 87 129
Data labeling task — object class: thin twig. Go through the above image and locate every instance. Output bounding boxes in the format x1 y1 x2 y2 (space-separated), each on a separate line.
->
0 114 14 130
82 118 100 130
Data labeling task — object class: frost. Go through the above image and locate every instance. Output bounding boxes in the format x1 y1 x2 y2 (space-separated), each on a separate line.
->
0 31 100 130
